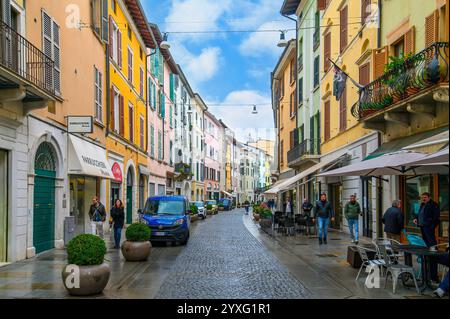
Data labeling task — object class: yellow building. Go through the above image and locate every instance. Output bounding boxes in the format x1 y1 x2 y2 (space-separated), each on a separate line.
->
272 40 297 182
317 0 380 234
106 0 154 224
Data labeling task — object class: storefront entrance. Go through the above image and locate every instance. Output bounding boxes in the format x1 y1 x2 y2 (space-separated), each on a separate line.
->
0 149 8 262
329 183 342 230
33 142 56 254
70 176 99 235
110 182 121 209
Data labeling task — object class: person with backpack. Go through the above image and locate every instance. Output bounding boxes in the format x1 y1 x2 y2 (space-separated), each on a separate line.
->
88 196 106 238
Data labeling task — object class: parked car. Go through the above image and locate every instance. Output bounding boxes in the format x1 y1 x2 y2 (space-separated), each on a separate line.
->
191 201 207 219
205 200 218 214
140 196 190 245
219 198 233 211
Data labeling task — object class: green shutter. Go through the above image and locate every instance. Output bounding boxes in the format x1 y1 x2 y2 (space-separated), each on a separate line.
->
170 73 174 101
160 91 165 118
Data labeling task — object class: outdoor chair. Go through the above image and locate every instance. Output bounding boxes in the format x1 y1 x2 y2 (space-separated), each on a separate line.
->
283 217 295 236
379 244 421 295
356 246 386 281
372 238 403 263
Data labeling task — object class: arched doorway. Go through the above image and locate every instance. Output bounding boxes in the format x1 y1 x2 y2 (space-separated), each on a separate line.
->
33 142 57 254
126 168 134 224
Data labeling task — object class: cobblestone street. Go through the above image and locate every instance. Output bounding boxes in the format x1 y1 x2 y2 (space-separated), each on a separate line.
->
155 210 310 299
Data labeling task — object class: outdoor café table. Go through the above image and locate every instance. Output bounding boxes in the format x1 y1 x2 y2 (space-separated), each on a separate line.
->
395 244 448 292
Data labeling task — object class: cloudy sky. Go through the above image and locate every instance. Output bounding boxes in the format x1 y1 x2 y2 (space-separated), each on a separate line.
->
142 0 295 142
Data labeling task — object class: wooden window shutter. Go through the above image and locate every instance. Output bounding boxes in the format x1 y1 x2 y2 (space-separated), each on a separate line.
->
290 130 294 150
339 87 347 132
117 31 122 67
129 105 134 142
110 88 115 131
359 62 370 86
324 32 331 71
119 95 124 136
317 0 327 10
340 6 348 53
425 10 440 47
324 100 330 141
372 46 388 79
404 27 415 55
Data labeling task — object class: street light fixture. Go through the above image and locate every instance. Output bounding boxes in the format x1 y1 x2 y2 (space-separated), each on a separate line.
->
277 31 288 48
252 105 258 114
160 33 171 50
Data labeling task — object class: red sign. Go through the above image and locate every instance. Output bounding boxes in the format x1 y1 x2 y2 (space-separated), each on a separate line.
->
111 163 122 182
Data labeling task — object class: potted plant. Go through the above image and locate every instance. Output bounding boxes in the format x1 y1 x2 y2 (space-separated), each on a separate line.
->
62 234 109 296
218 203 225 211
206 204 213 215
121 223 152 262
189 203 199 222
259 209 273 229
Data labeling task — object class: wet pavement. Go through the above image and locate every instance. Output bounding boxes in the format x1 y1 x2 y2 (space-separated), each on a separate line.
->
0 208 439 299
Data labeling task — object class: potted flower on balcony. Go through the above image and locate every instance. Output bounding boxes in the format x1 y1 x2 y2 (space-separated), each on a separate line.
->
189 203 199 222
121 223 152 262
62 234 109 296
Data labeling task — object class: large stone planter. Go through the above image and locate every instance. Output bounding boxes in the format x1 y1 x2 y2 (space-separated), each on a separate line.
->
62 263 110 296
190 214 199 222
259 219 272 229
121 240 152 262
253 213 260 222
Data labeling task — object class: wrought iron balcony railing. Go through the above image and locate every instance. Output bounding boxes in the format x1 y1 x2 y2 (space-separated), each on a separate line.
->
174 162 192 181
0 20 56 97
287 139 320 164
352 42 449 120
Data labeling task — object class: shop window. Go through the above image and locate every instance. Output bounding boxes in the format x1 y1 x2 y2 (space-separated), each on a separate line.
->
404 175 433 230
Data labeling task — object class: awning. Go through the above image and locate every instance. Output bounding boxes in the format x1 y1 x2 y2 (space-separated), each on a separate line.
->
278 148 351 192
138 164 150 176
221 190 235 198
318 151 448 177
68 135 114 179
263 177 294 195
403 130 448 153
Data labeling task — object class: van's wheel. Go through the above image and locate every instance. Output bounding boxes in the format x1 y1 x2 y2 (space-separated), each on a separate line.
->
180 232 190 245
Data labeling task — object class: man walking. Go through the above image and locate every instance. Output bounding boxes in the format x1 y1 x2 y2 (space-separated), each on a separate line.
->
313 193 335 245
414 192 440 283
89 196 106 238
382 200 404 242
344 195 362 244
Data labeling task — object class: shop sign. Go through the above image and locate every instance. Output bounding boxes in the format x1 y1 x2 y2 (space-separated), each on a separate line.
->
112 163 123 182
68 116 93 133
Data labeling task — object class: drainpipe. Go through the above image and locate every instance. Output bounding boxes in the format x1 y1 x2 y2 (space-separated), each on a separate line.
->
106 43 111 138
377 0 382 48
282 13 298 125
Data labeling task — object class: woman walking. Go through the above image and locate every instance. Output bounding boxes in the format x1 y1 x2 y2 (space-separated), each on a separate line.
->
110 199 125 249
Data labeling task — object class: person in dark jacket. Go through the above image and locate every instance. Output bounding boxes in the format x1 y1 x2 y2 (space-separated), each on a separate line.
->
313 193 335 245
382 200 404 242
414 192 441 282
110 199 125 249
88 196 106 238
302 199 314 236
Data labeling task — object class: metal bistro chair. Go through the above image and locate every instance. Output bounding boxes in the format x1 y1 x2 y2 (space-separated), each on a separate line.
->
372 238 403 264
282 216 295 236
356 245 386 281
379 244 421 295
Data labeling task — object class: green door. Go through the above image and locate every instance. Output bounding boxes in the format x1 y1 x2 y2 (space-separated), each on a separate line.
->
126 186 133 224
33 169 56 254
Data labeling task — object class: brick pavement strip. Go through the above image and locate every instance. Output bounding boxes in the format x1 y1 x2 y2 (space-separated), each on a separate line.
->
155 211 311 299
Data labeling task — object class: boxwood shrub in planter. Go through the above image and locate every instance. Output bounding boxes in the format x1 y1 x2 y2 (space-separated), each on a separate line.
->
189 204 199 222
62 234 110 296
121 223 152 262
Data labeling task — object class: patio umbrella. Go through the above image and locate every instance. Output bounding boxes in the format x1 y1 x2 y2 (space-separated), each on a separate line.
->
317 151 442 177
402 147 449 166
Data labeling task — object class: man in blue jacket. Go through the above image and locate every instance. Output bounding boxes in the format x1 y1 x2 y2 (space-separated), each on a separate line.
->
313 193 335 245
414 192 441 283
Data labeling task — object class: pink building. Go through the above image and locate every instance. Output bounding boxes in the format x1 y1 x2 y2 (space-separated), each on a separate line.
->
204 111 223 200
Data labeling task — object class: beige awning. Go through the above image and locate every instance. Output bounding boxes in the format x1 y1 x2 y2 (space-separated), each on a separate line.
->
403 130 448 153
278 149 350 192
403 147 449 166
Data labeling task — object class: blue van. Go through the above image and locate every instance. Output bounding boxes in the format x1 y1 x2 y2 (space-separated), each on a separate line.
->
139 196 190 245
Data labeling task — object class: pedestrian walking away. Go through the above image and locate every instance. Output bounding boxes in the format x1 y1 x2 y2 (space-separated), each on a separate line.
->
110 199 125 249
313 193 335 245
301 199 313 236
413 192 441 283
244 200 250 215
382 200 404 243
344 195 362 244
89 196 107 239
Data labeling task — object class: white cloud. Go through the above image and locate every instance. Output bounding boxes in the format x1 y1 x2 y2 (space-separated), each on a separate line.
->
185 47 222 84
239 21 294 57
209 90 275 142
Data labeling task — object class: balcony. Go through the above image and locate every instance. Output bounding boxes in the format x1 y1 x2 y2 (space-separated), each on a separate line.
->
174 162 193 181
287 139 320 168
0 20 57 109
351 42 449 139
